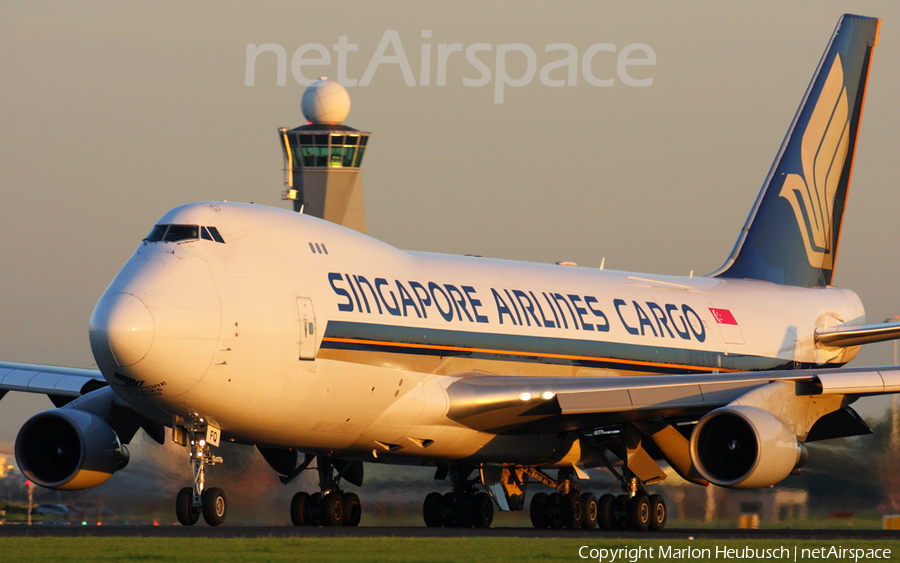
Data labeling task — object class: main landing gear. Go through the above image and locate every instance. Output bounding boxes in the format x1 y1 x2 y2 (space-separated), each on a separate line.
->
174 422 226 526
423 467 495 528
290 456 362 527
587 489 666 532
527 469 666 532
525 468 595 530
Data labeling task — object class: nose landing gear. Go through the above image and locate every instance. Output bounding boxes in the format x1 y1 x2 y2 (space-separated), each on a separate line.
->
173 420 226 526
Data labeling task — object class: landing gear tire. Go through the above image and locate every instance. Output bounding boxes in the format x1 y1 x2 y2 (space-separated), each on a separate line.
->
546 492 563 529
560 492 584 529
452 493 474 528
581 493 598 529
321 492 345 526
425 490 492 528
201 487 227 526
648 494 667 531
290 492 310 526
612 494 629 530
176 487 199 526
597 494 615 530
343 492 362 527
289 455 362 527
472 492 494 528
441 492 457 527
626 494 651 532
308 492 322 526
424 492 443 527
530 492 549 528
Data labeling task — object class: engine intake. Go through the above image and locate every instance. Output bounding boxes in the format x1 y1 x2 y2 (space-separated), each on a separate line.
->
689 405 805 489
15 408 129 490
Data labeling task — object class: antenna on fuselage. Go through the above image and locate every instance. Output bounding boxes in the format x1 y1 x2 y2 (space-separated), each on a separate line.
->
278 77 370 233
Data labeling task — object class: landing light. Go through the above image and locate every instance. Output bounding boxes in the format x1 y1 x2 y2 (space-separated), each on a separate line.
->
519 391 555 401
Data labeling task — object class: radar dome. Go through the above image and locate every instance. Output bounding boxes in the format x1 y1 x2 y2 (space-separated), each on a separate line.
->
301 78 351 124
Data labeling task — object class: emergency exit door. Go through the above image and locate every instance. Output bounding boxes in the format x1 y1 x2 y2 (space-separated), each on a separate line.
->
296 297 317 360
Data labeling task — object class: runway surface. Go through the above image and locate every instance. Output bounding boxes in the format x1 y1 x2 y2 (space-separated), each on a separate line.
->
1 526 898 539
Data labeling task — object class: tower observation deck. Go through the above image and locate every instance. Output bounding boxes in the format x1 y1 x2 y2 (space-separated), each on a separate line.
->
279 78 369 233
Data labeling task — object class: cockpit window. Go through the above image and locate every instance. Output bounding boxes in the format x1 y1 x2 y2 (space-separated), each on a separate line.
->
144 225 167 242
207 226 225 244
143 224 226 244
164 225 200 242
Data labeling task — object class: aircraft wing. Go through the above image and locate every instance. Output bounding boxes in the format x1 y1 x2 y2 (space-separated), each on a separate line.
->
0 361 107 407
443 365 900 435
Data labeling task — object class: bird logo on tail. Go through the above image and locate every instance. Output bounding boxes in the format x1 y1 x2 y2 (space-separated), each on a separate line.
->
778 54 850 271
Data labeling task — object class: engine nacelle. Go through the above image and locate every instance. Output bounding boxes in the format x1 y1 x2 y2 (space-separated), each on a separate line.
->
15 408 129 490
689 405 806 489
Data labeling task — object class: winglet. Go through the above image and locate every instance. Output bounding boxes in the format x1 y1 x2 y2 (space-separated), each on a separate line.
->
712 14 880 287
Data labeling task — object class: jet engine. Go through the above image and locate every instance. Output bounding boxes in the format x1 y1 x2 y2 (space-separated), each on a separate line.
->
689 405 806 489
15 408 130 490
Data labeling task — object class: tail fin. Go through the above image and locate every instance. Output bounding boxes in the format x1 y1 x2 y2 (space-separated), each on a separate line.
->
712 14 880 287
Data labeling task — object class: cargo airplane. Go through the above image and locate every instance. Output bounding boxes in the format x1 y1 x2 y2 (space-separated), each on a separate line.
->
1 14 896 530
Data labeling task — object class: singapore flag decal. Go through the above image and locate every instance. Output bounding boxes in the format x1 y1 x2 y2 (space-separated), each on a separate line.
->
709 308 744 345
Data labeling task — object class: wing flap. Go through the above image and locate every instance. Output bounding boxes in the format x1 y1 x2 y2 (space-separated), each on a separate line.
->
0 361 104 398
28 372 73 394
631 385 704 411
0 366 39 391
557 389 631 414
817 369 900 394
557 381 768 416
54 375 98 395
553 373 794 417
699 381 766 405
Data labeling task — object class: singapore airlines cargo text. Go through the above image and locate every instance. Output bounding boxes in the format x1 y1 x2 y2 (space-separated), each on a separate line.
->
577 545 892 563
245 30 656 103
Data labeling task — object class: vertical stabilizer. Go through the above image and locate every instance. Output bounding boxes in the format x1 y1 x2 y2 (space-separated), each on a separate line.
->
712 15 879 287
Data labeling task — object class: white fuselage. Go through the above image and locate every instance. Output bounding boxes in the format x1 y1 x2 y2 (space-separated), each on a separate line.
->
88 202 865 466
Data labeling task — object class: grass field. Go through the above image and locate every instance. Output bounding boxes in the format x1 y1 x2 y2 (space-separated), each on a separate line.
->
0 537 896 563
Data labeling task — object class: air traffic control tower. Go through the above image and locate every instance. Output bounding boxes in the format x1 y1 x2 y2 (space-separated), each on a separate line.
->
279 78 369 233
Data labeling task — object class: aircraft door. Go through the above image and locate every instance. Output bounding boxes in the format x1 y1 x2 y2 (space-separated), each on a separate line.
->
296 297 317 360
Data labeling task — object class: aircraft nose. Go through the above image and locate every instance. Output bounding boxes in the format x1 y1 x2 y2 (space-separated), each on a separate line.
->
90 293 154 367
